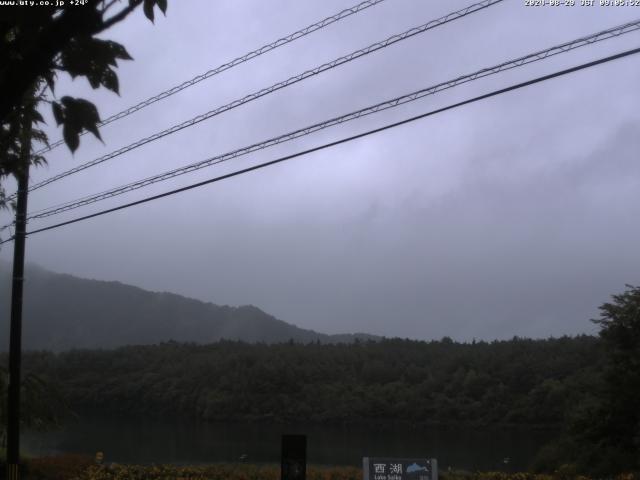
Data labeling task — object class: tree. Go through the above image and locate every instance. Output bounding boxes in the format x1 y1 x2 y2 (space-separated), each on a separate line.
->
0 364 70 450
1 2 169 475
589 284 640 471
543 285 640 475
0 0 168 212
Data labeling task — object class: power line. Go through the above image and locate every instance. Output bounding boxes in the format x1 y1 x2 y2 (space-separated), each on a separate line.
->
23 18 640 221
3 45 637 244
21 0 504 196
33 0 389 156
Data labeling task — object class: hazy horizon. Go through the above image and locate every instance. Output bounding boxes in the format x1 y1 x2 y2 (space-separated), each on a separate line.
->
0 258 620 342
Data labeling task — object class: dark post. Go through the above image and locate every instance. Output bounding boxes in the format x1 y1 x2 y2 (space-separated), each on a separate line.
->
281 434 306 480
6 111 31 480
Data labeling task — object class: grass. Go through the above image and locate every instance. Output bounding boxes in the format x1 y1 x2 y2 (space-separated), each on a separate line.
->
0 455 636 480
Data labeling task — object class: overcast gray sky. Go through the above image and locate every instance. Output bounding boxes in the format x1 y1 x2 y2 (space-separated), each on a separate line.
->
1 0 640 341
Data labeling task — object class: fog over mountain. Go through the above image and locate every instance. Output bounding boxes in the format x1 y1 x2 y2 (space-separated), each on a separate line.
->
0 263 378 351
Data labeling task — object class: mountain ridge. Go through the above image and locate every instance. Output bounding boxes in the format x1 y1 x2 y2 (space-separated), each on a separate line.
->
0 262 380 351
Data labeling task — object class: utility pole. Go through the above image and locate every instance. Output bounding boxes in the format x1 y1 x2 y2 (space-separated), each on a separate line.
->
6 107 31 480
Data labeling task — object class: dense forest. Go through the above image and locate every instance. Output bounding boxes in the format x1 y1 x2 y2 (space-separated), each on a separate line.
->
16 336 603 427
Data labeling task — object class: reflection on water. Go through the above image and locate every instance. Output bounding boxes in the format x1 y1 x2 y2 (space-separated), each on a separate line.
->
23 415 556 471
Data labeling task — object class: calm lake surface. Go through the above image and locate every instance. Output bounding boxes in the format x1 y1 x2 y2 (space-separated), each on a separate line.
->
23 415 557 471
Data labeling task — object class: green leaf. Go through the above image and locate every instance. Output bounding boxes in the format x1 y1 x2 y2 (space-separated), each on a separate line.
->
58 38 128 91
69 98 102 141
52 102 64 126
32 129 49 147
31 155 48 168
31 110 45 124
77 99 100 124
101 69 119 95
156 0 167 15
84 122 102 142
59 97 103 145
43 70 56 93
60 96 75 109
108 41 133 61
86 70 102 89
62 124 80 153
143 0 155 23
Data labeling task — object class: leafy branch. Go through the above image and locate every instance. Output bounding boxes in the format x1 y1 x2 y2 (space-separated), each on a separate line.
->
0 0 169 213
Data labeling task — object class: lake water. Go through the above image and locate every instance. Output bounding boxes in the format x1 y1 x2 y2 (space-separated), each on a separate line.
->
23 415 557 471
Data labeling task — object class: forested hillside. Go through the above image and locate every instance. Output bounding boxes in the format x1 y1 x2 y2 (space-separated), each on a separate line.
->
18 336 603 427
0 264 377 350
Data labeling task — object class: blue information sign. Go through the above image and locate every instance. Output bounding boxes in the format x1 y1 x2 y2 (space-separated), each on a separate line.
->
363 457 437 480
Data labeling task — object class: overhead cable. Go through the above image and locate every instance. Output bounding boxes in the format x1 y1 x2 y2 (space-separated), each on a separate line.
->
24 19 640 221
34 0 390 156
22 0 504 195
2 44 636 244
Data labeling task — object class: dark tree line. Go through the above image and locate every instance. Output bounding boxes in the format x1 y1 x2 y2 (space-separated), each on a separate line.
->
15 336 603 428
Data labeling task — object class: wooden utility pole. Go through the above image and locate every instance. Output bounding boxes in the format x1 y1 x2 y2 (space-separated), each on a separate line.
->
6 108 31 480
